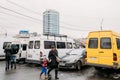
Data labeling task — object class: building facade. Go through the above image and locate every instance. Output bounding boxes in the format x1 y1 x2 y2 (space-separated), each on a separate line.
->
43 10 59 35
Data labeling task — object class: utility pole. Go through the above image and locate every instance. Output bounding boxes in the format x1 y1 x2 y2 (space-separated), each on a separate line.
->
100 19 103 31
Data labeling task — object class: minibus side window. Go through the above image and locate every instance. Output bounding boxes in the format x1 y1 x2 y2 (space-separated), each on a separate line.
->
116 38 120 49
23 44 27 51
100 38 111 49
88 38 98 48
67 42 72 49
44 41 55 49
57 42 66 49
29 41 33 49
34 41 40 49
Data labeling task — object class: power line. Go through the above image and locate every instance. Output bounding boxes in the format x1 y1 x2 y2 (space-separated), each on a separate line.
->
60 23 98 30
5 0 99 30
0 5 96 31
0 5 41 21
60 25 95 31
6 0 41 15
5 0 99 31
0 13 43 30
0 11 41 24
60 21 93 29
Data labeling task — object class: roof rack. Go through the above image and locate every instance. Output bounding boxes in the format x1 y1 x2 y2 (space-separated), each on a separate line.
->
43 33 67 40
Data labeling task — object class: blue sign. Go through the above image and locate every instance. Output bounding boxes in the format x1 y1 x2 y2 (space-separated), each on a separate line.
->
19 30 29 34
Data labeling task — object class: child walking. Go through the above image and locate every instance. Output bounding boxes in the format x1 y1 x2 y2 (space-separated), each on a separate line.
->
40 56 48 79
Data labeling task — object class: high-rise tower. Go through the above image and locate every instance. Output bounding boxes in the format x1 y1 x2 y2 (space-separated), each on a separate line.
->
43 10 59 35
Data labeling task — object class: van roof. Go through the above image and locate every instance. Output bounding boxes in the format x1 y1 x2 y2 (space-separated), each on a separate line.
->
89 30 120 37
89 30 112 33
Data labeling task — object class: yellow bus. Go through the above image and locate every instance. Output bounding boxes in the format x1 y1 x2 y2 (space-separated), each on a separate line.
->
86 30 120 69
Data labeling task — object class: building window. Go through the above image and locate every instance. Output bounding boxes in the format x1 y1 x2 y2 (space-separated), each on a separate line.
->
100 38 111 49
88 38 98 48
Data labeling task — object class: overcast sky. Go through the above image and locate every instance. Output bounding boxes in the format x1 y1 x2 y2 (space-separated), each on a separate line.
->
0 0 120 38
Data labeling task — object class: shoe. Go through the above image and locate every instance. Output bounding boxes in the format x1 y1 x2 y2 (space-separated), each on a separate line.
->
11 66 13 69
5 67 7 71
14 66 16 69
55 77 59 79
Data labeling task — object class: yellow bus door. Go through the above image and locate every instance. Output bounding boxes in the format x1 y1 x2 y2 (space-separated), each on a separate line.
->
87 32 99 64
99 32 113 66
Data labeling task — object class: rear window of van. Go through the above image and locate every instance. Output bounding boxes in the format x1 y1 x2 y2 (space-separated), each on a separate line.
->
88 38 98 48
100 38 111 49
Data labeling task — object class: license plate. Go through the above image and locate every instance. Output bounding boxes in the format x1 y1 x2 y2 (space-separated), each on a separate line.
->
89 57 97 60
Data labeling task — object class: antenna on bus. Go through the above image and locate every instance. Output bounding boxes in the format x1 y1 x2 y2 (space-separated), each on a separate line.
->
100 19 103 31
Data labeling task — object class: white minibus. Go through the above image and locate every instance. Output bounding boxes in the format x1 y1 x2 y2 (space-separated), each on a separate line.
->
26 35 75 64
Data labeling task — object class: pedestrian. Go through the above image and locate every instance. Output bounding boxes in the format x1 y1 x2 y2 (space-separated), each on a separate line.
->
11 44 18 69
4 44 11 71
47 46 60 79
40 56 48 79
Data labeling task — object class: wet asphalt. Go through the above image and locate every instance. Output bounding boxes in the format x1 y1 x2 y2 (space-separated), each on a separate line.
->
0 61 113 80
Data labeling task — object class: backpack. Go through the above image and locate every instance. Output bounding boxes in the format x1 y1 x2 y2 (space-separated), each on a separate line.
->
11 45 18 54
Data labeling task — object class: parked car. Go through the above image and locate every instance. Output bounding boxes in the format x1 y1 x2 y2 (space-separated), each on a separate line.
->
59 48 86 70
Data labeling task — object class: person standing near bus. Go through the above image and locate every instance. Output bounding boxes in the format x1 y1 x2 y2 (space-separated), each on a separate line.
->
40 56 48 79
4 44 11 71
47 46 59 79
11 44 18 69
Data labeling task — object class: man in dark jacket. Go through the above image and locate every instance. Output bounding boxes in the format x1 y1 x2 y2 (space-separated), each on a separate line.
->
4 44 11 71
11 44 18 69
47 46 59 79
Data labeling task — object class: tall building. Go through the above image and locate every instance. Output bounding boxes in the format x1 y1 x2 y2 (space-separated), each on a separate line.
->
43 10 59 35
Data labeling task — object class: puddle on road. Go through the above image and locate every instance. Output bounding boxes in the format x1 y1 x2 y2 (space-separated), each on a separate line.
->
79 67 96 80
59 67 96 80
59 67 113 80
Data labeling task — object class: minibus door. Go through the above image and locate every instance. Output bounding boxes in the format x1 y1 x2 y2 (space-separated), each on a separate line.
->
87 32 99 64
99 32 113 66
21 44 27 58
33 41 40 60
28 41 34 59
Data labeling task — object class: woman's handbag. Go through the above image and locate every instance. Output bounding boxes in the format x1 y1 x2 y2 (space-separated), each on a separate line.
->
48 60 58 68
